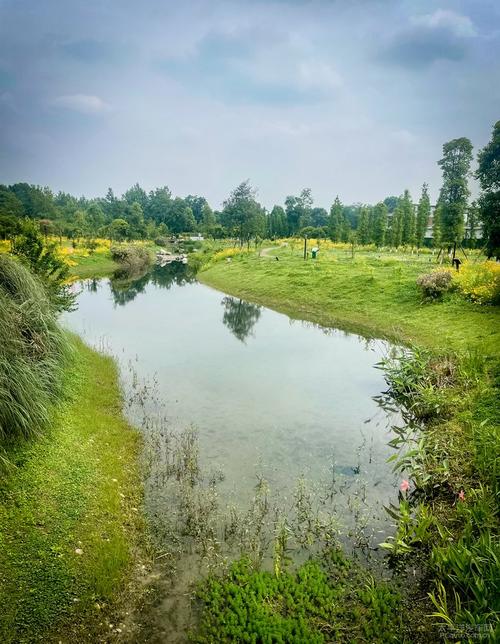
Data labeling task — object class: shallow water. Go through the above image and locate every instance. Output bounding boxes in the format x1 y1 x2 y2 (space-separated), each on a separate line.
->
64 263 402 639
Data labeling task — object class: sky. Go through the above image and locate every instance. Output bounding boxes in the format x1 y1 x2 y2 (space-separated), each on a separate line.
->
0 0 499 209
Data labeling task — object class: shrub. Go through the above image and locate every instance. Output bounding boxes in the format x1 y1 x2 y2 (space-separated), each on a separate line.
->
154 236 169 247
452 260 500 305
110 244 152 275
416 270 453 300
0 255 71 451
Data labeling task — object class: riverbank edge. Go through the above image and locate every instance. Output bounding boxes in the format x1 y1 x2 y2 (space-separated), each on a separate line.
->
197 254 499 633
0 334 150 643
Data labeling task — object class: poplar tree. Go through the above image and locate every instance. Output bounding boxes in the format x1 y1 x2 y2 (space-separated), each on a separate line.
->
416 183 430 248
437 137 473 244
400 189 415 246
328 196 343 241
372 202 388 246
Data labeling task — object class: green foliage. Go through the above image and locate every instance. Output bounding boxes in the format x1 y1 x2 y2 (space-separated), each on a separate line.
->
416 183 430 248
193 555 401 643
0 254 70 450
438 137 474 244
477 120 500 258
416 270 453 300
11 219 75 311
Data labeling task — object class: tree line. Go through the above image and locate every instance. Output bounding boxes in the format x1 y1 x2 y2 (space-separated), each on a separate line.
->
0 122 498 256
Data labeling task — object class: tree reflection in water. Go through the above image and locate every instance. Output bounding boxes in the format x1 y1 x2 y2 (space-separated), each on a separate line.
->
109 262 197 306
221 296 262 343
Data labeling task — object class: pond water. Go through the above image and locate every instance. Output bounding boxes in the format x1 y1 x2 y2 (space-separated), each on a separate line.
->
64 263 402 639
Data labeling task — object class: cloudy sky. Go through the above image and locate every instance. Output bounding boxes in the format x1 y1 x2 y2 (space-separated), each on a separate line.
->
0 0 499 209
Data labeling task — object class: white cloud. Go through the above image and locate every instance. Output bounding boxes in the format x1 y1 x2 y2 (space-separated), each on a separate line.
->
50 94 111 114
413 9 476 37
297 60 343 91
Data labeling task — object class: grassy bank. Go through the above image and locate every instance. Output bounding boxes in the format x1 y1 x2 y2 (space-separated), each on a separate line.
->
198 244 500 637
0 336 146 643
68 251 119 279
199 246 498 354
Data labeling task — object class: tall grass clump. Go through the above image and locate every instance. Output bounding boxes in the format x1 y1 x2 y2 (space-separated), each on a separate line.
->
0 254 70 449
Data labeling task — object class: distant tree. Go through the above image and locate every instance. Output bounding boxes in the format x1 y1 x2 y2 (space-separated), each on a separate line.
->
9 183 56 219
310 207 328 228
437 137 473 245
390 203 403 247
126 202 146 238
185 195 208 224
268 205 287 238
146 186 172 224
432 204 442 248
383 196 399 213
328 197 343 242
416 183 430 248
0 185 24 218
357 207 371 245
400 189 416 246
222 181 264 245
285 189 313 235
372 202 388 246
123 183 148 212
465 201 479 248
109 218 130 241
476 120 500 258
201 202 216 235
86 203 105 235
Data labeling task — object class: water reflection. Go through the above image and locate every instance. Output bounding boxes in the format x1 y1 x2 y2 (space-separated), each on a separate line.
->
98 262 198 306
221 296 262 343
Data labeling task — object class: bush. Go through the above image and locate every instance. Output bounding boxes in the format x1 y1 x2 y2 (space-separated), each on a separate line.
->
416 270 453 300
110 244 152 274
0 255 70 451
154 236 169 247
452 260 500 305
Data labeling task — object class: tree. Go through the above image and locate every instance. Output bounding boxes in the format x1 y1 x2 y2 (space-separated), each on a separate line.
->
310 207 328 228
126 202 146 239
284 189 313 235
476 120 500 258
328 197 343 242
201 202 216 236
146 187 172 224
465 201 479 248
357 207 371 245
9 183 56 219
390 204 403 247
185 195 208 224
222 181 264 245
372 202 388 247
164 197 196 234
86 203 105 235
416 184 430 248
123 183 148 212
383 196 399 213
109 218 130 241
437 137 473 245
400 189 415 246
432 204 442 248
268 206 287 238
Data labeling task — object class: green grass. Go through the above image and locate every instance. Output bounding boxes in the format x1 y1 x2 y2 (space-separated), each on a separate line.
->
0 336 146 643
199 246 499 355
199 244 500 635
68 251 119 279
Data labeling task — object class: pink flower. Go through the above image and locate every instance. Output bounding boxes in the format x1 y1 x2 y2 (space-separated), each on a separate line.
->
400 480 410 493
458 490 465 501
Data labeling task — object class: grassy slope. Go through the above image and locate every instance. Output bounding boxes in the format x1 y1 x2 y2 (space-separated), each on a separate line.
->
199 248 499 354
0 337 146 643
68 252 119 279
